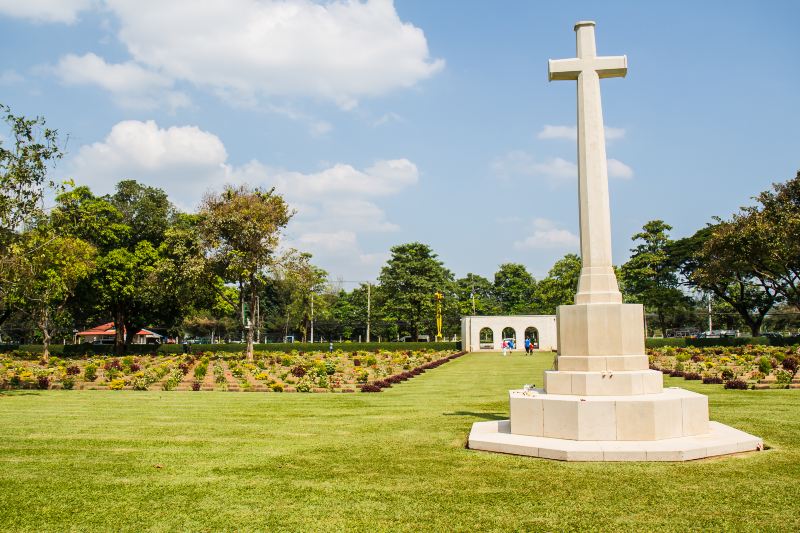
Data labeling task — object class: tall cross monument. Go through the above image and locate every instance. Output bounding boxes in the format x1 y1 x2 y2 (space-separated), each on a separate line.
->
549 21 625 305
467 21 763 461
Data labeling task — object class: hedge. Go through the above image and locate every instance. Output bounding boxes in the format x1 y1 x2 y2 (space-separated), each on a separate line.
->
0 341 461 357
645 336 800 348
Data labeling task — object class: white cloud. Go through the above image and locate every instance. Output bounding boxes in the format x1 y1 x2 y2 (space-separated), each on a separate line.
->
230 157 418 200
513 218 579 250
491 151 575 185
0 69 24 85
68 120 228 210
492 151 633 183
373 112 405 127
537 124 626 141
607 158 634 179
95 0 443 109
55 53 190 111
537 125 576 141
0 0 93 23
605 127 626 141
67 119 417 278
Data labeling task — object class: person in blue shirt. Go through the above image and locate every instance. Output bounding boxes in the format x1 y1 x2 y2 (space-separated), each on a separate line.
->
524 337 531 355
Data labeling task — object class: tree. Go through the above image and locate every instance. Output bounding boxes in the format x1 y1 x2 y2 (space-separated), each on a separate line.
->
493 263 536 314
731 171 800 310
199 185 292 360
455 273 498 316
0 104 62 243
378 242 454 340
282 252 328 342
621 220 687 336
11 231 95 360
52 182 179 354
0 104 63 327
671 224 780 336
535 253 582 314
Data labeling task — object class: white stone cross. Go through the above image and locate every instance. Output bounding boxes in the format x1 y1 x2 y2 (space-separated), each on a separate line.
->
549 21 626 305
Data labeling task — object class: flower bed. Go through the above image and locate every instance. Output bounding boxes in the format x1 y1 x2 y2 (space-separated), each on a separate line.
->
0 349 463 393
648 345 800 390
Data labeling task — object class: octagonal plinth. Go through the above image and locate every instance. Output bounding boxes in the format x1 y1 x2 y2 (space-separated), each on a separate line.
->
469 420 764 461
509 388 708 441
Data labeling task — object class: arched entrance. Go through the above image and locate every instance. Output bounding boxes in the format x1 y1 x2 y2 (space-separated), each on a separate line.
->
501 327 517 349
479 327 494 350
460 315 557 352
524 326 540 350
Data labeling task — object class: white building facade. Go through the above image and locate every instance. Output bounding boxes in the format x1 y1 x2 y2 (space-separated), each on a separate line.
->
461 315 557 352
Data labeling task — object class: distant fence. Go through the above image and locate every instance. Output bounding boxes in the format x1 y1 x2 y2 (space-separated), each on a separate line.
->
0 341 461 357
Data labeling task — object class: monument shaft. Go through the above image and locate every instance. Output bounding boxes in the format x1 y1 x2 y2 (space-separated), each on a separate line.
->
550 21 625 305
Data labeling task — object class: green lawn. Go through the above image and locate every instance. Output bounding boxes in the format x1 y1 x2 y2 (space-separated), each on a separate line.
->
1 352 798 532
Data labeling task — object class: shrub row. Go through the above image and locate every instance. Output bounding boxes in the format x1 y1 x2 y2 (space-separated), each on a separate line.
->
359 352 466 392
0 341 461 357
645 336 800 349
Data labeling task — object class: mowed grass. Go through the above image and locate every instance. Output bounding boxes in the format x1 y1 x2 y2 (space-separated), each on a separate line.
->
1 352 798 532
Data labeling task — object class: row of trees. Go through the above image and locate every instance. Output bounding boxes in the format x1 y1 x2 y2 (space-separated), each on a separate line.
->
620 172 800 336
2 104 798 355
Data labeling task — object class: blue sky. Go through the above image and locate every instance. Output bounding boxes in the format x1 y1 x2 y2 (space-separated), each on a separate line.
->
1 0 798 283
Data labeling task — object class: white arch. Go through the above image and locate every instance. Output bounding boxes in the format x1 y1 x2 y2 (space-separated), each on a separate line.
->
461 315 557 352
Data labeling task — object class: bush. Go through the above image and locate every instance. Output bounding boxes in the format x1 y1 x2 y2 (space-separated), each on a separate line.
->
36 375 50 389
782 356 798 375
192 381 201 391
721 368 735 380
683 372 702 380
270 383 284 392
66 365 80 376
291 365 307 378
724 379 749 390
702 376 724 384
758 356 773 375
360 384 382 392
108 379 125 390
295 379 312 393
84 364 98 381
373 380 391 389
61 377 75 390
194 363 208 380
131 375 152 390
669 370 685 377
646 338 687 348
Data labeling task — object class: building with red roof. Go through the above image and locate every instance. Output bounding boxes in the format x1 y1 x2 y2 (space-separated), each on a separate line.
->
76 323 165 345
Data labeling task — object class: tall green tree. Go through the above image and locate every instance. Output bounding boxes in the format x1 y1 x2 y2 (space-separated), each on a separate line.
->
535 253 582 314
378 242 454 340
52 182 197 353
731 171 800 310
493 263 536 314
9 231 95 359
455 273 498 316
283 252 328 342
199 185 292 360
0 104 63 327
670 224 780 336
621 220 687 336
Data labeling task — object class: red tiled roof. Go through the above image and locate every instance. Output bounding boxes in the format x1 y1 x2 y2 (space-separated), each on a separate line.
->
77 322 162 337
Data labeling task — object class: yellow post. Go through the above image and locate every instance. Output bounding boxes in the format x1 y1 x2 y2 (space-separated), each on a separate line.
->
434 291 443 342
